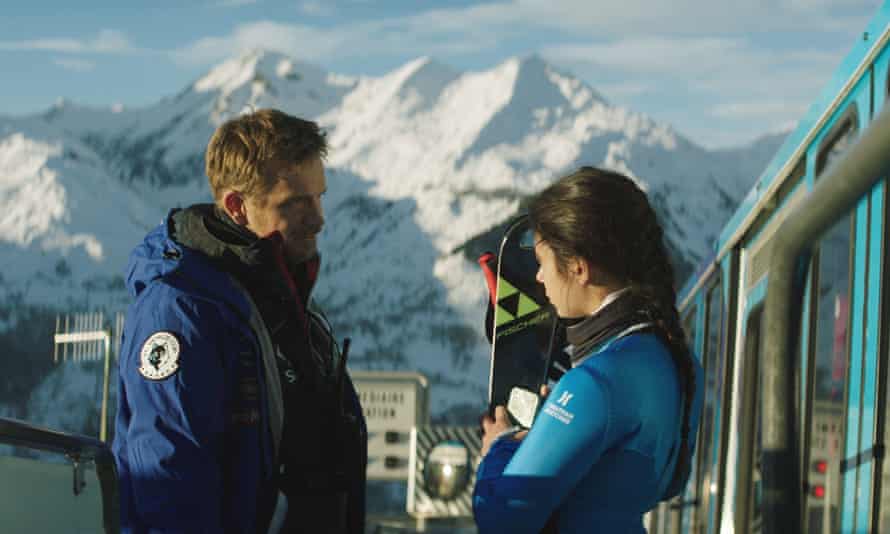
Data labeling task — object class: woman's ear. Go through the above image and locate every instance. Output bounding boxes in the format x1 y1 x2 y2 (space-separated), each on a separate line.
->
571 257 591 286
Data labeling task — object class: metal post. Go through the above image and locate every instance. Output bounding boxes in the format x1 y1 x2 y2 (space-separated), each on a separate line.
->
73 315 79 361
54 314 113 442
100 332 111 443
823 460 831 534
54 316 60 363
91 314 97 358
114 312 124 359
64 315 69 361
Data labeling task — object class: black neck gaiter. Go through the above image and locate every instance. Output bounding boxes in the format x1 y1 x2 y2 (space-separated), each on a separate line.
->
564 291 657 364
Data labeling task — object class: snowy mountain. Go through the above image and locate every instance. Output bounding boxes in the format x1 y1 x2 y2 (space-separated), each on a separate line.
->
0 50 784 431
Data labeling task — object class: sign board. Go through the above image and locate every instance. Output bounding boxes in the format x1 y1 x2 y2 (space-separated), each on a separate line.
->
351 371 429 481
407 425 481 518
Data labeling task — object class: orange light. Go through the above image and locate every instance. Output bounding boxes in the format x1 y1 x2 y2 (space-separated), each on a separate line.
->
812 485 826 499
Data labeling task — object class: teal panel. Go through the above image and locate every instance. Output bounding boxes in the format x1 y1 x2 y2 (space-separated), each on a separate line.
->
855 181 884 531
697 291 707 357
805 141 817 191
842 199 869 532
856 36 890 534
846 69 876 533
874 42 890 116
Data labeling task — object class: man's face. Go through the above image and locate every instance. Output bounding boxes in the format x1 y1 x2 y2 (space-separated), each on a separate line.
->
244 155 327 267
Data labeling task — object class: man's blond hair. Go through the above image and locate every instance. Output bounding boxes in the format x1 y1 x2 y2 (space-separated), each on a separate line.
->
205 109 328 202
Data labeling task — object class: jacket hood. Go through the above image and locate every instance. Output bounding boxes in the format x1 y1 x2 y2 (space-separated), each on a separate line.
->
124 207 236 306
125 204 320 307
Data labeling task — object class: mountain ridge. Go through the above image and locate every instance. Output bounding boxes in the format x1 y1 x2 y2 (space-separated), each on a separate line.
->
0 48 787 429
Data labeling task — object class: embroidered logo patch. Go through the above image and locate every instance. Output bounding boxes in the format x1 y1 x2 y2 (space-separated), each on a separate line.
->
139 332 181 380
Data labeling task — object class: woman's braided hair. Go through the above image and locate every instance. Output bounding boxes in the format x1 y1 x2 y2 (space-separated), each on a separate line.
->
527 166 695 491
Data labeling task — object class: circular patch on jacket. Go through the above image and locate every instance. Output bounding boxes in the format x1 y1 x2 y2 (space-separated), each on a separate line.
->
138 332 181 380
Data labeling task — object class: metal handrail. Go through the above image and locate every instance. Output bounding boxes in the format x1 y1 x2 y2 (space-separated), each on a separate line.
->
0 416 120 533
762 103 890 533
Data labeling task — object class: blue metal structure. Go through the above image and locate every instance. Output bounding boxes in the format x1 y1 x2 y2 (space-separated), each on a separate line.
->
655 3 890 533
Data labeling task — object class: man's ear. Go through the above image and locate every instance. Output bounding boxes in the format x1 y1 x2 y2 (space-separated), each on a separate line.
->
221 191 249 226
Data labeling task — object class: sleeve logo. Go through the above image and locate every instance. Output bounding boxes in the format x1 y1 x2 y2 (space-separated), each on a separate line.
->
138 331 181 380
556 392 574 407
544 390 575 425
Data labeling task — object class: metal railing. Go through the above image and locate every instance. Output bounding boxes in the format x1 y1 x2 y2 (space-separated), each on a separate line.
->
0 416 119 533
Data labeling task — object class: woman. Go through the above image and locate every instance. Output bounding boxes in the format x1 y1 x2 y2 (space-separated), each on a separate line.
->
473 167 704 533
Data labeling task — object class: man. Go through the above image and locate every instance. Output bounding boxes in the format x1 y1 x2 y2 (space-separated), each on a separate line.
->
112 109 367 533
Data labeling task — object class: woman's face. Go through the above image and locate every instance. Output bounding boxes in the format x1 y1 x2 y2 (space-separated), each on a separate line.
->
534 236 585 318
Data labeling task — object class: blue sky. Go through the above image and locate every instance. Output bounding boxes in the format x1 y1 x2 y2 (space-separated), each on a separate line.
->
0 0 883 147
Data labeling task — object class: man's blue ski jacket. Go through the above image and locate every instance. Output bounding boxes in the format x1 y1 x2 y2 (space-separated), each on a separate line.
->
114 216 284 533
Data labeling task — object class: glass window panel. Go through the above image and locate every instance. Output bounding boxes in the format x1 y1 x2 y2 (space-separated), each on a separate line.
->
0 451 105 531
817 119 858 177
679 305 699 533
746 309 764 533
697 282 726 534
803 214 853 534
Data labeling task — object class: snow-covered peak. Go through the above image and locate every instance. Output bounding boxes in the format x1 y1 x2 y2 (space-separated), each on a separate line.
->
391 56 460 103
505 55 607 111
321 54 611 172
194 49 265 94
323 56 458 126
193 49 337 99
